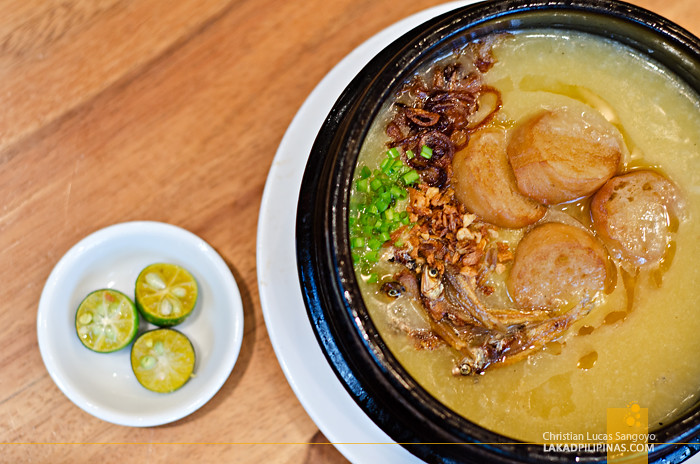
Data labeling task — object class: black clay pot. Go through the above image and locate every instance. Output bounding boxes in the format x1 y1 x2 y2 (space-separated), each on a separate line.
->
296 1 700 462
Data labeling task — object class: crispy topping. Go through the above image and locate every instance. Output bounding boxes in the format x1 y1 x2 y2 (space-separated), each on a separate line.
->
392 184 513 277
385 38 505 189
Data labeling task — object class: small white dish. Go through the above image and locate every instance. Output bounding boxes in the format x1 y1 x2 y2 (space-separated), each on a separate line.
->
37 221 244 427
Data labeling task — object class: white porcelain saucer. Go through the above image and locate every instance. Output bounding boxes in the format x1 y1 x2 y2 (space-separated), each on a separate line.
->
37 221 244 427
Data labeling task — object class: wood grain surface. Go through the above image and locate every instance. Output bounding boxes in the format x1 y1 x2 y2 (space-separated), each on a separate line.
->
1 1 697 463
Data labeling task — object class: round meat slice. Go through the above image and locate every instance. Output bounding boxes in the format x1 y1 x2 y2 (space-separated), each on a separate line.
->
507 222 613 310
591 170 682 267
507 106 624 204
452 128 546 228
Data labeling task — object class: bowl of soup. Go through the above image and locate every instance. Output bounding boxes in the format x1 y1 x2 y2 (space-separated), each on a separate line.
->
296 1 700 462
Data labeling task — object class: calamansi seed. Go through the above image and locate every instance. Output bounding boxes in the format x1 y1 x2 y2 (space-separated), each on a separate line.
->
160 299 173 316
172 287 186 298
154 341 165 355
140 355 156 369
145 272 167 290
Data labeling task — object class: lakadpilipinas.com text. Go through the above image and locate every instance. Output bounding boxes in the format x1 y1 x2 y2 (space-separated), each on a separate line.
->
542 432 655 453
543 443 655 453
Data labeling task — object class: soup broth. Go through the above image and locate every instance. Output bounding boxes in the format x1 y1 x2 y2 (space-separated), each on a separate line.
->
353 30 700 442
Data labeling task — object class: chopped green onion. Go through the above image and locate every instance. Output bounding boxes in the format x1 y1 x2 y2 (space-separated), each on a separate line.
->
390 185 405 199
368 238 382 250
349 145 417 279
356 178 369 193
401 169 420 185
397 165 411 176
380 157 392 173
374 197 390 212
420 145 433 159
351 237 365 248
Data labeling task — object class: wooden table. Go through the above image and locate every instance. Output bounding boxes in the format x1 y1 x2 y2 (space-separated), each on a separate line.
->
1 1 697 462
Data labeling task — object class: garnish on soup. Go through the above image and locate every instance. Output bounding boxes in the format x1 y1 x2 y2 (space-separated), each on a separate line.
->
351 32 688 378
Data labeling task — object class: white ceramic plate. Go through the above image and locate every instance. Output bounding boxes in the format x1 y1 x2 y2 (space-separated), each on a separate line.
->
37 221 244 427
257 1 700 463
257 2 471 463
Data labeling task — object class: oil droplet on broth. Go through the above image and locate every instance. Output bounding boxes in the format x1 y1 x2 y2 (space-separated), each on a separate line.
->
650 241 677 288
578 325 595 336
577 351 598 370
544 341 564 355
553 197 592 226
604 311 627 325
604 255 618 294
621 268 638 312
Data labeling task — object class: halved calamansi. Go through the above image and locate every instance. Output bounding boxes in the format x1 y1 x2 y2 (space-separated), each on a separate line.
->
130 328 195 393
75 289 139 353
135 263 198 327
